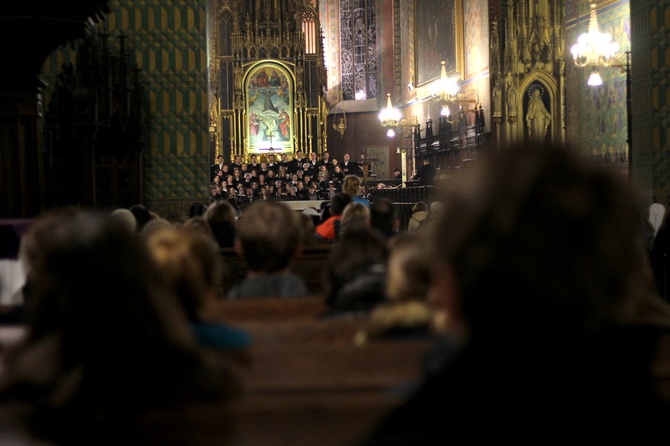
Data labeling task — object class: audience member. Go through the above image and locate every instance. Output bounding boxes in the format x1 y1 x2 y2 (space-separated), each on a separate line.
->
651 207 670 303
315 193 353 243
226 201 309 298
129 203 155 234
145 226 252 360
338 202 371 236
297 212 318 247
182 216 213 237
640 211 656 257
358 143 670 443
109 208 137 234
370 197 400 240
0 207 82 325
0 209 243 444
204 199 238 249
406 201 428 233
321 226 389 318
139 217 173 241
342 175 369 206
414 201 443 231
361 232 432 341
189 203 208 218
650 197 666 236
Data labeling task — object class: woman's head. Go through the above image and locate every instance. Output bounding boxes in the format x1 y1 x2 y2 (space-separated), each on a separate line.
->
343 175 361 197
1 208 242 441
427 143 653 338
339 202 370 234
145 225 225 322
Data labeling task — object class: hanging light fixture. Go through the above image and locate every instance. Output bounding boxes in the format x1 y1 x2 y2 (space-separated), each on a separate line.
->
431 61 461 103
332 89 347 136
378 93 402 127
378 92 417 136
587 71 603 86
570 3 620 88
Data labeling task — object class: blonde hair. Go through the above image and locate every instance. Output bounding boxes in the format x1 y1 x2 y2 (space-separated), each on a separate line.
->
339 202 370 234
145 225 224 322
343 175 361 197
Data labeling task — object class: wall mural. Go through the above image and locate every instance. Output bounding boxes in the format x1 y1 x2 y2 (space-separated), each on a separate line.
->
246 63 294 154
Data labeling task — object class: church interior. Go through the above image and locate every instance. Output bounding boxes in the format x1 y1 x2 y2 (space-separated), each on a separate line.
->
4 3 670 443
0 0 664 219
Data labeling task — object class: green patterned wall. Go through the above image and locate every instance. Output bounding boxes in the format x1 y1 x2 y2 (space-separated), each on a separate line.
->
644 1 670 201
43 0 211 219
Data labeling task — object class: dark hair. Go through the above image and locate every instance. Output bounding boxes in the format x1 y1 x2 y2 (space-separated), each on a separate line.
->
322 226 389 313
412 201 428 213
430 142 653 336
330 192 353 215
129 204 154 233
189 203 207 217
0 209 241 442
370 197 398 237
236 201 301 272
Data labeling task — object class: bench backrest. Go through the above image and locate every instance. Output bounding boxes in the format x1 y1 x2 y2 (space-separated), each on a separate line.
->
220 245 332 295
243 339 432 394
211 296 327 322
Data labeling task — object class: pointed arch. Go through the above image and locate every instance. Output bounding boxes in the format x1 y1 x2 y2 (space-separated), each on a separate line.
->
520 71 559 145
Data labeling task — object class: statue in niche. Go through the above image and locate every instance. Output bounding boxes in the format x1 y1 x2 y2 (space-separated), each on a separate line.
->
526 89 551 143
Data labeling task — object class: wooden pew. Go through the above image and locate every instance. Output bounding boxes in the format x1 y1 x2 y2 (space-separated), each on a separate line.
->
227 336 434 446
208 296 434 445
228 390 404 446
0 320 435 446
231 317 365 346
211 296 327 322
220 244 332 295
243 339 432 394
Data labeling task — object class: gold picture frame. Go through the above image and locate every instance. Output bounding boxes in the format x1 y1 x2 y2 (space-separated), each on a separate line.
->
415 0 464 86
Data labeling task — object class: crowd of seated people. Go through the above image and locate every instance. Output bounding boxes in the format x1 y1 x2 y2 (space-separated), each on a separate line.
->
0 207 244 444
5 141 670 444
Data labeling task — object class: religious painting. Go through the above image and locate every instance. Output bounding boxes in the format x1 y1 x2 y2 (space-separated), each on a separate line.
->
246 63 294 154
415 0 463 86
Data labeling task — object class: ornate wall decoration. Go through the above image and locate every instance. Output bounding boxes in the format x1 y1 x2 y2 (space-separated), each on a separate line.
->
490 0 564 144
209 0 327 162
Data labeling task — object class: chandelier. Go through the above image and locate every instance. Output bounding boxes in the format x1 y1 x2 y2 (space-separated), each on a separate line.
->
378 93 403 127
378 93 417 137
570 3 620 86
430 61 461 103
332 90 347 136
